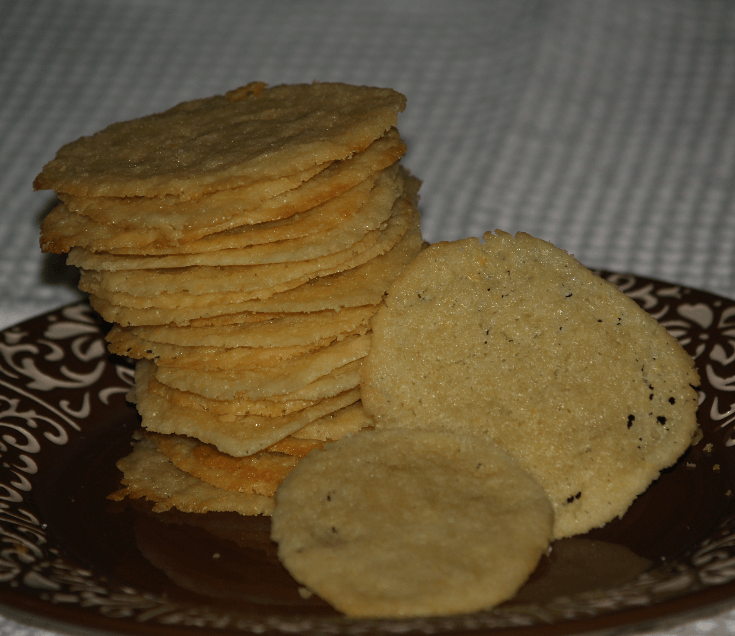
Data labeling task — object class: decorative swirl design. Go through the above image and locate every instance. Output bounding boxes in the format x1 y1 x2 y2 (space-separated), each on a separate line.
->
0 304 134 601
0 276 734 635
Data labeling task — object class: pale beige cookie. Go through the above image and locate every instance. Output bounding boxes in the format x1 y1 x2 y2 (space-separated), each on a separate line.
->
186 309 305 328
89 200 422 326
361 231 701 539
108 436 274 515
43 130 405 253
271 428 553 618
145 359 361 416
133 360 361 457
108 327 320 369
108 305 377 349
145 372 318 418
67 164 401 269
105 331 324 368
35 82 406 199
108 331 323 369
152 331 370 400
291 401 373 441
77 191 413 313
135 385 361 458
84 269 306 310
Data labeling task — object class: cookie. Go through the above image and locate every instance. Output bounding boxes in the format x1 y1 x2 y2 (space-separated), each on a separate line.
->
88 206 422 326
146 432 313 498
41 129 404 253
109 435 274 515
361 231 700 538
67 164 402 269
147 360 362 415
134 360 361 457
108 305 376 350
35 82 406 199
271 428 553 617
151 330 369 400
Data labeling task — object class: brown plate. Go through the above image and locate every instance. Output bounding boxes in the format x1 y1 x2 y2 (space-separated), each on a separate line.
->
1 271 735 636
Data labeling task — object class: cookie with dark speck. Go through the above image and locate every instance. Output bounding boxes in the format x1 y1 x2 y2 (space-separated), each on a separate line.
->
271 428 553 617
361 230 700 539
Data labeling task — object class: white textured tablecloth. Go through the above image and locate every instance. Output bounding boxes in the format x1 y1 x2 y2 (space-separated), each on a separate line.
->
1 1 734 634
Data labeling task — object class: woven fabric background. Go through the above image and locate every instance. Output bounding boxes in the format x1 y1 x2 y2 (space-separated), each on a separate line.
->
1 1 735 634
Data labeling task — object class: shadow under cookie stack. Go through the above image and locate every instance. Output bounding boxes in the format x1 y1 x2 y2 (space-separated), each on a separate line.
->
36 82 422 515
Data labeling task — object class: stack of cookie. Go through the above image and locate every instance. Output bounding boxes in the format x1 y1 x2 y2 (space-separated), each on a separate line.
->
35 82 423 515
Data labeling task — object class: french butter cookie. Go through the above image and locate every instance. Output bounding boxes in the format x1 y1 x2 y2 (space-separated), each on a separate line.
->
271 428 553 617
361 231 700 539
35 82 406 200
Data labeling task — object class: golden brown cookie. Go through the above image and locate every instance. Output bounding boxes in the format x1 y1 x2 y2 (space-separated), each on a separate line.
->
109 435 274 515
35 82 406 199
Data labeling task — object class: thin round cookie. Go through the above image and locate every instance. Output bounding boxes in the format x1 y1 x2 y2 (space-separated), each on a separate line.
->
104 331 327 369
360 231 700 539
145 360 361 415
108 305 376 349
152 330 370 400
271 428 553 618
66 163 401 269
133 360 361 457
89 200 422 326
145 431 313 498
144 370 318 418
35 82 406 199
109 436 274 515
43 129 405 253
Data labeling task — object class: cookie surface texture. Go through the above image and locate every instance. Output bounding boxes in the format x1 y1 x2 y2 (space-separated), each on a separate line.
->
271 428 553 618
360 231 700 539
